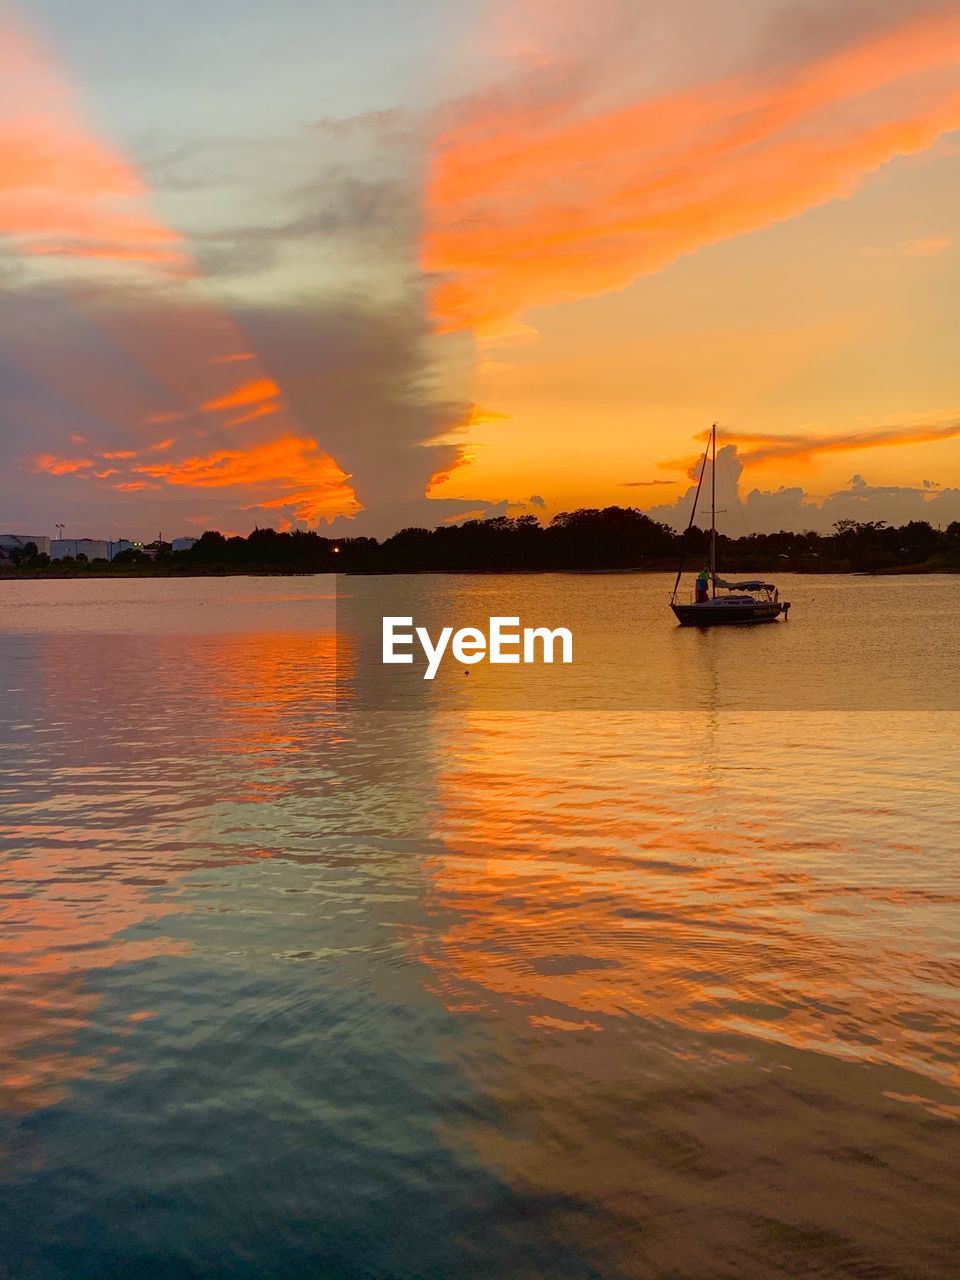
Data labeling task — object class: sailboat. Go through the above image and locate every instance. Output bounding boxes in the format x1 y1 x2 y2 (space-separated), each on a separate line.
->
670 425 791 626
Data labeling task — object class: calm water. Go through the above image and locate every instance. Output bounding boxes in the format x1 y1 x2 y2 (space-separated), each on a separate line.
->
0 575 957 1279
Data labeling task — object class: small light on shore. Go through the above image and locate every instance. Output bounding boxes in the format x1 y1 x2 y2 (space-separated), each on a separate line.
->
332 545 341 554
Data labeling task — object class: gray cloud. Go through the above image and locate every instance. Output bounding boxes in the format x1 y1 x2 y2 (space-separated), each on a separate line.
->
758 0 941 70
191 172 414 280
0 70 488 543
646 445 960 533
0 265 484 539
234 292 471 504
312 107 409 144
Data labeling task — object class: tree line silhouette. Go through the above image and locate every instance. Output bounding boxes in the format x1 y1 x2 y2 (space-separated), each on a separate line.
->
5 508 960 576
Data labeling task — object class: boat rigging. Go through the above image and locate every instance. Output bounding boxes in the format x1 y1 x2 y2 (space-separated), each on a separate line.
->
670 424 791 626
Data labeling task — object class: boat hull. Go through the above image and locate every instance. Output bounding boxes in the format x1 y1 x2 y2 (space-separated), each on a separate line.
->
671 600 786 627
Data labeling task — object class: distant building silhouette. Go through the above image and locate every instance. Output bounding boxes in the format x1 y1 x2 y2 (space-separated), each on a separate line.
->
50 538 137 561
0 533 50 557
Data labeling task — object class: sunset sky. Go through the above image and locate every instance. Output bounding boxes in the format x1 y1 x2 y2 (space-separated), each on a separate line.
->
2 0 960 539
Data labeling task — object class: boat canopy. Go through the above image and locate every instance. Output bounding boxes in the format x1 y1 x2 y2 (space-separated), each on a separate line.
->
713 577 776 591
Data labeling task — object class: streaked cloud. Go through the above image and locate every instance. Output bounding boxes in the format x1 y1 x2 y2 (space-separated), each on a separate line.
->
202 377 281 414
721 416 960 466
860 234 951 257
225 403 280 428
0 15 186 270
424 5 960 340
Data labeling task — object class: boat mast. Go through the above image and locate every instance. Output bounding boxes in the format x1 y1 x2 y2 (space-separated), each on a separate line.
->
710 423 717 598
669 432 711 604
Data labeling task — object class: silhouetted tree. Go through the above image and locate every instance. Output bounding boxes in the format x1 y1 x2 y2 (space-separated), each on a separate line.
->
8 510 954 577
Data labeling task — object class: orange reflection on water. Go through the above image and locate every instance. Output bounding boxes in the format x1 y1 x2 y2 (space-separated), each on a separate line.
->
194 629 342 779
417 711 960 1274
0 841 187 1112
0 627 341 1113
421 712 960 1095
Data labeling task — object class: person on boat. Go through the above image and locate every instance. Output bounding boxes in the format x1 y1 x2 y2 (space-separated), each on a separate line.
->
695 568 710 603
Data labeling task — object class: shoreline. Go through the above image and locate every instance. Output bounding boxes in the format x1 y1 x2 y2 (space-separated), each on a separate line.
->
2 564 958 582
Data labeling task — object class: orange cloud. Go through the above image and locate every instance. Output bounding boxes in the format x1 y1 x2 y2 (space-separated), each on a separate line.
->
203 377 281 414
425 447 480 493
726 417 960 466
25 241 185 264
226 403 280 428
424 7 960 339
132 434 356 521
421 403 497 492
659 415 960 478
30 453 93 475
27 431 357 522
0 18 186 268
1 11 355 524
143 411 184 426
